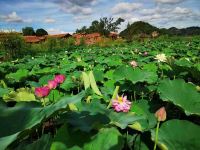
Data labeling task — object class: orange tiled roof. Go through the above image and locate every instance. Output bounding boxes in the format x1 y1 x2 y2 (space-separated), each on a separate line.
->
24 36 45 43
72 33 85 39
47 33 71 38
85 33 101 38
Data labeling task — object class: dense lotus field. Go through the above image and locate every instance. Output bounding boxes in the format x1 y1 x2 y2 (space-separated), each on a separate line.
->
0 37 200 150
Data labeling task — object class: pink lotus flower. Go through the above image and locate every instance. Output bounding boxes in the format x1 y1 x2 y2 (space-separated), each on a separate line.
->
143 51 148 56
155 107 166 121
130 60 138 68
112 95 132 112
35 86 50 98
48 80 58 89
54 74 66 84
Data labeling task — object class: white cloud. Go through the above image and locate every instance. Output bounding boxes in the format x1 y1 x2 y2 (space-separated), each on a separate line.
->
44 18 56 23
2 12 23 22
0 29 16 32
24 19 33 23
47 28 66 34
155 0 186 4
173 7 191 14
73 15 91 22
113 3 200 30
112 2 142 14
61 6 92 15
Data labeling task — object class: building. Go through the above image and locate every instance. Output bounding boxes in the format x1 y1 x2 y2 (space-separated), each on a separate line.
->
47 33 72 39
24 33 72 43
72 32 102 45
24 36 46 43
151 31 159 38
109 32 119 40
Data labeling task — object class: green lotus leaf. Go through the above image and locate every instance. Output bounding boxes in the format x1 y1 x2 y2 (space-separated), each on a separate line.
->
157 79 200 116
130 100 157 131
0 87 10 98
60 77 76 91
83 127 124 150
126 68 158 84
3 88 36 102
39 74 54 85
114 66 158 84
6 69 29 82
80 101 146 130
52 124 92 149
15 134 52 150
151 119 200 150
175 58 192 68
0 91 85 150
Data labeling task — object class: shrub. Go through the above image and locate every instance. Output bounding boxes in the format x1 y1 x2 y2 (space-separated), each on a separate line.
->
0 33 25 59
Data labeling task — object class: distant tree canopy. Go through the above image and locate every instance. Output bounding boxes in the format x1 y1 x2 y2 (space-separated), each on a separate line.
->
76 17 125 36
36 28 48 36
22 27 35 36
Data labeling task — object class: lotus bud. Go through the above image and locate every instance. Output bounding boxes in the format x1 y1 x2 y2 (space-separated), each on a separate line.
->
48 80 58 89
54 74 66 84
155 107 166 122
130 60 138 68
35 86 50 98
143 51 148 56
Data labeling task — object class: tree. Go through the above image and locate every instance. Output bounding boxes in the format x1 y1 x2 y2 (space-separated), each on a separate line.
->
22 27 35 36
76 26 88 34
36 28 48 36
76 17 125 36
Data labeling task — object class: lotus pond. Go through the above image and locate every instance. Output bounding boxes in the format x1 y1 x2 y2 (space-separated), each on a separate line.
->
0 37 200 150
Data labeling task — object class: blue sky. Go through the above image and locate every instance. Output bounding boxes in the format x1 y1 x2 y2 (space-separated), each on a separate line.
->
0 0 199 34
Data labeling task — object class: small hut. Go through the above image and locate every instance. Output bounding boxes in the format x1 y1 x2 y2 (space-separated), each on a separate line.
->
151 31 159 38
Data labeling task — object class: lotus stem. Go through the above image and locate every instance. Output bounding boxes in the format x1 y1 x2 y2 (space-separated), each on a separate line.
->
153 121 160 150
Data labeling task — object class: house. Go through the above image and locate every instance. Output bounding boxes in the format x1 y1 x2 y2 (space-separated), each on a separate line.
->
24 36 46 43
47 33 72 39
151 31 159 38
109 32 119 40
72 33 85 39
24 33 72 43
85 33 101 45
72 32 102 45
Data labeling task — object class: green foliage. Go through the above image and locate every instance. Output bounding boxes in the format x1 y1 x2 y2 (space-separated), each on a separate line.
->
22 27 35 36
0 37 200 150
6 69 29 82
158 79 200 116
35 28 48 36
76 17 124 36
0 33 25 58
3 87 36 102
151 120 200 150
0 92 85 150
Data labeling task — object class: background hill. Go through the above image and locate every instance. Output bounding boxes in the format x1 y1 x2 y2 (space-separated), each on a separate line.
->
120 21 200 41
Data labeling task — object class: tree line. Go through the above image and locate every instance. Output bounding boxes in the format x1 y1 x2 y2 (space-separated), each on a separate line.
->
22 17 200 40
22 27 48 36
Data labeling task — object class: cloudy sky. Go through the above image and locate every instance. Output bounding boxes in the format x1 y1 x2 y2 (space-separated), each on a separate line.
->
0 0 199 34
